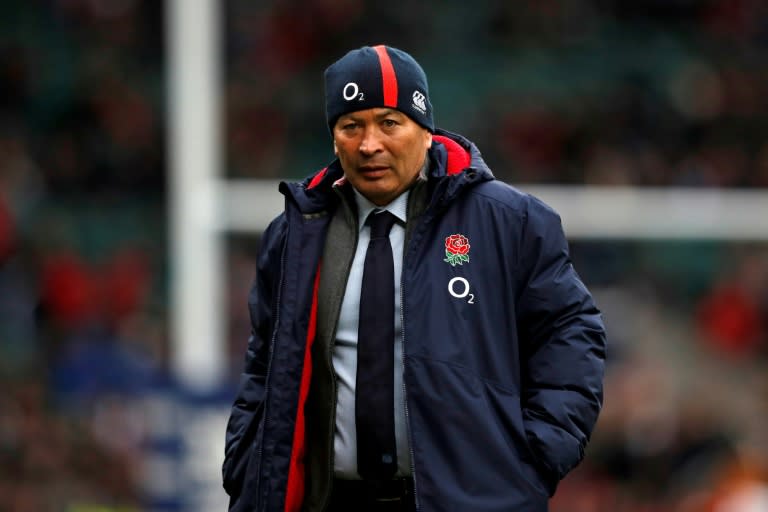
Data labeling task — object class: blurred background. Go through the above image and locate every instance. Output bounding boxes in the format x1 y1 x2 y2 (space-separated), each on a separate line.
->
1 0 767 511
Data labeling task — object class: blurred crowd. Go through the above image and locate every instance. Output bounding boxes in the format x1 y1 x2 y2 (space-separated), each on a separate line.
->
1 0 768 510
225 0 768 188
1 1 164 510
556 240 768 511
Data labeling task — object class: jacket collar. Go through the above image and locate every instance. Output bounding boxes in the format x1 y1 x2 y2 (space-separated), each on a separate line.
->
280 129 493 215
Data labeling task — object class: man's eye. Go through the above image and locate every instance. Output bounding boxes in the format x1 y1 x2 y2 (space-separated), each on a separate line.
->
382 119 397 127
342 123 357 130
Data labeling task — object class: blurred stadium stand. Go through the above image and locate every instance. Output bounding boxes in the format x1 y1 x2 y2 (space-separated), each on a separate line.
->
1 0 767 511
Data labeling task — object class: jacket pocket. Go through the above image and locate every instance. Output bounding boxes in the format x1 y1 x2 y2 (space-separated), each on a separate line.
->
483 379 552 498
223 406 265 501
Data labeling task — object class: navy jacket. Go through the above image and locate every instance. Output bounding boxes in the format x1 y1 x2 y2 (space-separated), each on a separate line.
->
223 130 606 511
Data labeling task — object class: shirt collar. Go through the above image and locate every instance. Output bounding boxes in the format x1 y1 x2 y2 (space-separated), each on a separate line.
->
353 189 409 232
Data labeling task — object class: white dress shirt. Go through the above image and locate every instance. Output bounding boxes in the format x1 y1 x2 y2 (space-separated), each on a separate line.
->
332 189 412 479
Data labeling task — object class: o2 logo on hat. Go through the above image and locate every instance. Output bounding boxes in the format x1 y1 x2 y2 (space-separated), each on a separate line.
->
343 82 364 101
411 90 427 114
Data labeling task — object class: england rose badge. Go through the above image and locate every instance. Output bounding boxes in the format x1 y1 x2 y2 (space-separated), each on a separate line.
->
443 234 470 266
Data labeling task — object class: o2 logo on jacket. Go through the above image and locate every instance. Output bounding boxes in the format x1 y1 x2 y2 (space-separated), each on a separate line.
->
448 277 474 304
443 233 474 304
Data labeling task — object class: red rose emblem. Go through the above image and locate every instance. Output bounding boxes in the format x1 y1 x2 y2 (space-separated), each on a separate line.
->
444 234 470 266
445 234 470 255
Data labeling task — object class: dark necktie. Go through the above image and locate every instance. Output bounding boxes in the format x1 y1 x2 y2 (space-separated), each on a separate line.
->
356 209 398 480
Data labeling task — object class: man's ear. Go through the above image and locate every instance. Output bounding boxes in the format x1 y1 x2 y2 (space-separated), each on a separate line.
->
424 130 433 150
333 139 338 156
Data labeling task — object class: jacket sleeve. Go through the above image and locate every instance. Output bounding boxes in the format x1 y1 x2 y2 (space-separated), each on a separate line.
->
222 215 287 499
516 195 606 495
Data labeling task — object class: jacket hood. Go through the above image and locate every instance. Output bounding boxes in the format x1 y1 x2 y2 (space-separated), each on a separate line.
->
427 128 494 207
280 128 493 214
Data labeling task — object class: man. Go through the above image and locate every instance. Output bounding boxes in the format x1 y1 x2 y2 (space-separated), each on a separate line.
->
223 45 606 512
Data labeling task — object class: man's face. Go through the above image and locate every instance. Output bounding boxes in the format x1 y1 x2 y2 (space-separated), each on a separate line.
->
333 108 432 206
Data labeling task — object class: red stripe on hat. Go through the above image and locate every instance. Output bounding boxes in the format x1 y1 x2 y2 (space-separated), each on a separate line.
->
373 45 398 107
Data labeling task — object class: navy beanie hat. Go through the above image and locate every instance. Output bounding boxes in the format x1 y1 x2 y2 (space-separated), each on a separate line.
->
324 45 434 133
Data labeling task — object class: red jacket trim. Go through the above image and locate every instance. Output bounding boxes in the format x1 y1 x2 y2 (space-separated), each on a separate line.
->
284 266 321 512
434 134 471 176
307 168 328 189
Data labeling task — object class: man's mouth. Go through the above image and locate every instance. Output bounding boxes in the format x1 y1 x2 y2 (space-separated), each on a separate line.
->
358 165 389 175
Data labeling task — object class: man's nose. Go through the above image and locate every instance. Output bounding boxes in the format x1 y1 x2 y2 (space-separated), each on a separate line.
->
359 127 383 155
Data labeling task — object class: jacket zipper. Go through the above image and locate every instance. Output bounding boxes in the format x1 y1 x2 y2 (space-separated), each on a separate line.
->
255 221 289 507
402 199 431 511
401 274 420 510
